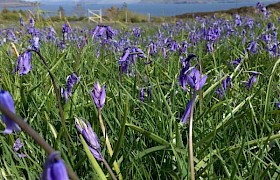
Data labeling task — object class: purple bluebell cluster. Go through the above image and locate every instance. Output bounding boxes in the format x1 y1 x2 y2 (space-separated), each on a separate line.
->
119 47 145 74
92 25 115 40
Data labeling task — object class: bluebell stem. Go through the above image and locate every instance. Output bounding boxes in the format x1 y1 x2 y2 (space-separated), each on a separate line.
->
161 47 166 59
75 117 103 161
42 152 69 180
147 87 152 100
13 52 32 76
90 82 106 110
0 90 20 134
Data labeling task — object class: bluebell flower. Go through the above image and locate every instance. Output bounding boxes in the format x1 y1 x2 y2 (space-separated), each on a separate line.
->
75 117 103 161
106 26 114 39
90 82 106 110
42 152 69 180
187 67 207 91
231 57 241 67
206 42 214 53
29 17 35 28
13 52 32 76
216 76 232 99
247 41 258 54
133 27 141 38
235 14 242 26
20 17 24 26
275 102 280 109
243 71 259 90
62 23 70 34
178 54 197 90
61 73 80 103
13 138 26 158
0 90 20 134
32 36 40 51
66 73 80 95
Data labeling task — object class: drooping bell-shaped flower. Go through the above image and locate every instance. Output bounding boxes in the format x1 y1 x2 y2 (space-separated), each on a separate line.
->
13 52 32 76
75 117 103 161
41 152 69 180
0 90 20 134
90 82 106 110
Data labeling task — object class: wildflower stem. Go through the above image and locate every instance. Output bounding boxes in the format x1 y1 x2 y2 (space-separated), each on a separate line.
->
103 159 118 180
189 92 196 180
98 108 123 180
0 103 79 180
25 49 72 156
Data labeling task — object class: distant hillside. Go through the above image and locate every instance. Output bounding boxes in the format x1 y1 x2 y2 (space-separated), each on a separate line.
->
0 0 31 7
175 1 280 18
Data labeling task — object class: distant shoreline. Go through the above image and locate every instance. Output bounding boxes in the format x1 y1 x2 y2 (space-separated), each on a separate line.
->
0 2 31 8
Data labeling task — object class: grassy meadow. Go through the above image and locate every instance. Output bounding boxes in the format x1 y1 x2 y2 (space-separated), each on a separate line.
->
0 2 280 179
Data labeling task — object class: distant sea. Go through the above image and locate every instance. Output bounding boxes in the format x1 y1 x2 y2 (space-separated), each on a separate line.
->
0 1 278 17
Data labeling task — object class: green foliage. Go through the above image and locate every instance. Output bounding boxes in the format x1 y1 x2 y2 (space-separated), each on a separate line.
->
0 10 280 180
